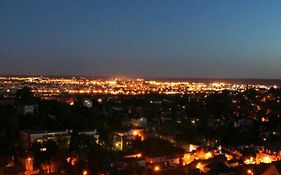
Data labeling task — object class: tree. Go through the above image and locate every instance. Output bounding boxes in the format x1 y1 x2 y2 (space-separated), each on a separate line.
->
87 141 104 174
206 91 232 118
45 140 59 161
6 115 19 141
16 86 34 103
31 140 59 166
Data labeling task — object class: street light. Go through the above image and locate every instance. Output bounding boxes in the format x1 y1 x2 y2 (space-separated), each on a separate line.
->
247 169 253 175
83 170 88 175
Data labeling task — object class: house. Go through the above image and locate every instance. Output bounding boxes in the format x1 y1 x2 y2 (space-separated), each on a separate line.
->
17 104 38 115
144 153 184 165
234 118 255 128
131 117 148 128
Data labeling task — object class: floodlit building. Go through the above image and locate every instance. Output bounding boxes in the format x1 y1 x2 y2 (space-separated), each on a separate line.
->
113 129 144 151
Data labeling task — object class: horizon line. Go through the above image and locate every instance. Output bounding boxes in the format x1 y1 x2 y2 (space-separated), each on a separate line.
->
1 74 281 81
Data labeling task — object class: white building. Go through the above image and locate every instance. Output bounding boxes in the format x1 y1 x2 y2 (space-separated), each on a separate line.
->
20 130 99 151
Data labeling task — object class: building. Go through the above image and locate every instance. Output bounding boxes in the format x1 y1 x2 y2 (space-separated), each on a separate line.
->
17 104 38 115
83 99 93 108
20 130 99 151
113 129 145 151
131 117 148 128
144 153 184 165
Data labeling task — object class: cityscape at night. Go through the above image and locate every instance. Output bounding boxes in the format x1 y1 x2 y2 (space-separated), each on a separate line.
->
0 76 281 175
1 1 281 175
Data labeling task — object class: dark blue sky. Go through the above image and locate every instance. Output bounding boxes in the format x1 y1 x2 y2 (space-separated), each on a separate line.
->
1 0 281 78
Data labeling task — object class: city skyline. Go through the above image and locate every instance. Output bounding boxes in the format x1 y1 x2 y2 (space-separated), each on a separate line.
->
2 2 281 174
1 0 281 78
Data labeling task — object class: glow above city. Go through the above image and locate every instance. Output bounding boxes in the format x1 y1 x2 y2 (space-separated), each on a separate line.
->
0 76 277 96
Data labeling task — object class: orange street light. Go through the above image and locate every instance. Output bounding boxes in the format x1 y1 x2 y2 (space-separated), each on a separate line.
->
154 166 160 172
83 170 88 175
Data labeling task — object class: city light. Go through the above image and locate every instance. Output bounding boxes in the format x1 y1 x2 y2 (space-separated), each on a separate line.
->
1 0 281 174
154 166 160 172
205 152 212 159
247 169 253 175
196 162 205 172
0 76 275 97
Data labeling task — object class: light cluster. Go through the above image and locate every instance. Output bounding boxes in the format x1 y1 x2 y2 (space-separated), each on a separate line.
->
0 76 276 96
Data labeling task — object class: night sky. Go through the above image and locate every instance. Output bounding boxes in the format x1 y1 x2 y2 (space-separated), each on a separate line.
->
1 0 281 79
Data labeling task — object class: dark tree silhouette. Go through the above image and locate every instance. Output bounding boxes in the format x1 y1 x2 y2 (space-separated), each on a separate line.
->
16 86 34 103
